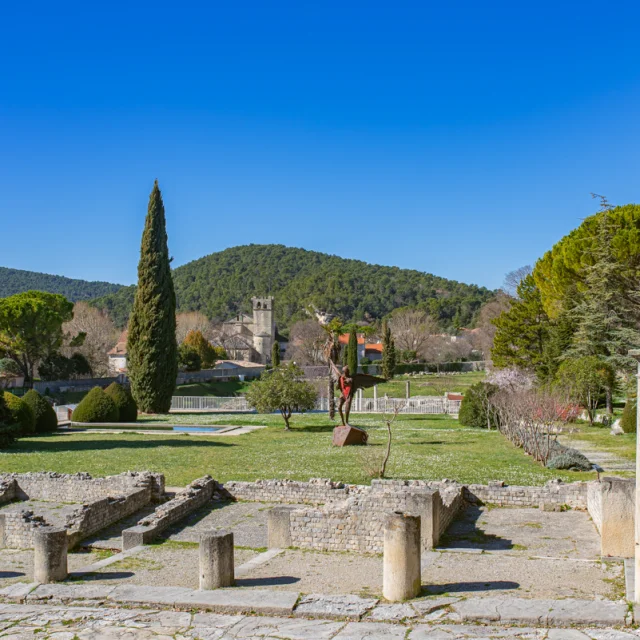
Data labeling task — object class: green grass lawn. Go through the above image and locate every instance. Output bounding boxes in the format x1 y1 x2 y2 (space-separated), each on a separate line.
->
2 412 595 487
361 371 485 398
563 424 636 462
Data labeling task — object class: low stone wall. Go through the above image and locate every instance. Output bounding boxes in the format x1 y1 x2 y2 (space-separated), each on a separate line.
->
0 510 49 548
223 478 350 505
0 472 164 549
122 476 219 550
66 488 152 548
0 478 16 505
1 471 165 503
463 479 589 509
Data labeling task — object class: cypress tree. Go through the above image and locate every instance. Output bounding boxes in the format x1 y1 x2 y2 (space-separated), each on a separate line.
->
127 181 178 413
381 321 396 380
271 340 281 366
347 328 358 374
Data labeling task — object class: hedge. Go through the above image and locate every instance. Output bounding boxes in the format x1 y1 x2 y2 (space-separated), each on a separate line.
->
3 392 36 436
620 397 636 434
22 389 58 433
104 382 138 422
71 387 119 423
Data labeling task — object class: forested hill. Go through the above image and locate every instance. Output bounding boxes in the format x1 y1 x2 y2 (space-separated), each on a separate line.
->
92 244 493 332
0 267 123 302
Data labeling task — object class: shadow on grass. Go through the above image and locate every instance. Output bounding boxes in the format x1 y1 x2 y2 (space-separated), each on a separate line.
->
11 438 234 453
287 424 337 434
423 580 519 595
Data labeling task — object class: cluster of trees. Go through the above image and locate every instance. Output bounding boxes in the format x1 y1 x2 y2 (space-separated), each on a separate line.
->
0 267 123 302
91 244 494 332
178 329 227 372
491 202 640 412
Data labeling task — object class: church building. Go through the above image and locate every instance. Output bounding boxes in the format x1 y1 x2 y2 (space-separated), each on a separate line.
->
221 297 277 364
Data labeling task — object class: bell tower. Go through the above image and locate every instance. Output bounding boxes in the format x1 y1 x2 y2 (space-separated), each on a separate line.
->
251 296 275 363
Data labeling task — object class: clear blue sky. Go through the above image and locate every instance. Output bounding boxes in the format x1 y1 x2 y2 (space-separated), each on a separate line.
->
1 1 639 291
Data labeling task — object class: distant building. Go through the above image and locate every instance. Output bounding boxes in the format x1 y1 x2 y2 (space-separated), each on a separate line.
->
108 330 128 373
338 333 383 363
221 297 277 365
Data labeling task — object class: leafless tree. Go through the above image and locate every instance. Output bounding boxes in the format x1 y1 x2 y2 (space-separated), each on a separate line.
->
389 308 439 357
469 294 512 359
359 403 404 479
61 303 119 377
502 265 533 299
287 320 327 365
176 311 213 344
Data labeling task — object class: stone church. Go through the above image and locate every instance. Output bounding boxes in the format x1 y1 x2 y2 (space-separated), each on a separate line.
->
221 297 276 364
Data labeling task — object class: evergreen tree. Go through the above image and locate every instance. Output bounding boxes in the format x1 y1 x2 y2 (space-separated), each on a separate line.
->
347 327 358 374
271 340 281 366
381 321 396 380
491 274 551 377
565 211 640 375
127 181 178 413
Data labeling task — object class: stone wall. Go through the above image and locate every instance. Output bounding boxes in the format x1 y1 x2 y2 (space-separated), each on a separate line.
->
66 488 152 548
1 471 165 503
122 476 220 550
223 478 350 505
0 472 164 549
587 482 602 532
463 479 589 509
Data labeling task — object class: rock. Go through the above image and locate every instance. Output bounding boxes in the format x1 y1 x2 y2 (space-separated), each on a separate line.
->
294 594 378 620
610 421 624 436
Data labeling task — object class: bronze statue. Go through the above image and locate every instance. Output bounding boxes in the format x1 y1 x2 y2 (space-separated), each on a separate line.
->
328 359 385 446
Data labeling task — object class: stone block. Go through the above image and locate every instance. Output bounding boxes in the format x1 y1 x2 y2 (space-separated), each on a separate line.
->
33 527 68 584
199 530 234 589
268 506 297 549
383 512 421 602
599 477 635 558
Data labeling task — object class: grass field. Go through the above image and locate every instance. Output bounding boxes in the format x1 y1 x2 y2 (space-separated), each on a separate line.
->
170 371 486 399
1 412 595 487
563 424 636 462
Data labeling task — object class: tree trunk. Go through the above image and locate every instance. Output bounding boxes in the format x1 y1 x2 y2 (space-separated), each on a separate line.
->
380 420 392 478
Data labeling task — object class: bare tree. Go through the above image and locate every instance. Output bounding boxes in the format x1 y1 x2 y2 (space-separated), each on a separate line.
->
288 320 327 365
61 302 119 377
389 308 438 357
502 265 533 299
470 294 511 359
176 311 213 344
359 403 404 479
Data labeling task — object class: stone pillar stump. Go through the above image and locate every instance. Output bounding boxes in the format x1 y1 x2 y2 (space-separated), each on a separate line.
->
33 527 68 584
383 512 421 601
199 530 234 589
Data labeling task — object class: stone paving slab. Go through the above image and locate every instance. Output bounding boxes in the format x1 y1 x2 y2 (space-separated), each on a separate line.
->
367 603 419 621
27 582 116 603
294 594 379 621
221 615 344 639
451 597 629 627
175 587 300 615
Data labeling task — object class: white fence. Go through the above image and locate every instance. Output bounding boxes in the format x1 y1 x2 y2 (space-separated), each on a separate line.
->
171 394 461 415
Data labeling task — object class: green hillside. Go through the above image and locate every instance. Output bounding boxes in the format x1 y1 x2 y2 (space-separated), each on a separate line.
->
92 244 493 332
0 266 123 302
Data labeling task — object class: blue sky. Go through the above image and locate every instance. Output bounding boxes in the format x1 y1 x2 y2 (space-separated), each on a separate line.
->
1 1 639 291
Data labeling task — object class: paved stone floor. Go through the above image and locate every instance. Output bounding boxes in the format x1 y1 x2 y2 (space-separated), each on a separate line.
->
0 603 638 639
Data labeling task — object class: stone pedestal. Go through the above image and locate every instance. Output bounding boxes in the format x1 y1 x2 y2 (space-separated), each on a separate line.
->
332 425 368 446
405 492 441 550
268 506 296 549
199 531 234 589
383 512 421 602
33 527 68 584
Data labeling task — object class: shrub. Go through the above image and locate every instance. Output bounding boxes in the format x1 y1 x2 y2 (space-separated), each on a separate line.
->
71 387 119 423
458 382 498 429
546 449 592 471
3 392 36 436
620 397 636 434
0 392 20 448
22 389 58 433
105 382 138 422
178 344 202 372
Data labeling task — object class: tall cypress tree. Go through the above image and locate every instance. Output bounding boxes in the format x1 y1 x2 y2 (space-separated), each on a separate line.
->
381 321 396 380
127 181 178 413
347 328 358 374
271 340 281 366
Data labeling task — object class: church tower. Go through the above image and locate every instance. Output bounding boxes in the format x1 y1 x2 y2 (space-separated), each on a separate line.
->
251 296 275 364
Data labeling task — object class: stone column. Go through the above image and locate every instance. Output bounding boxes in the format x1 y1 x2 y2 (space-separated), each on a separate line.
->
383 512 421 601
268 506 295 548
33 527 68 584
199 531 234 589
630 349 640 603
